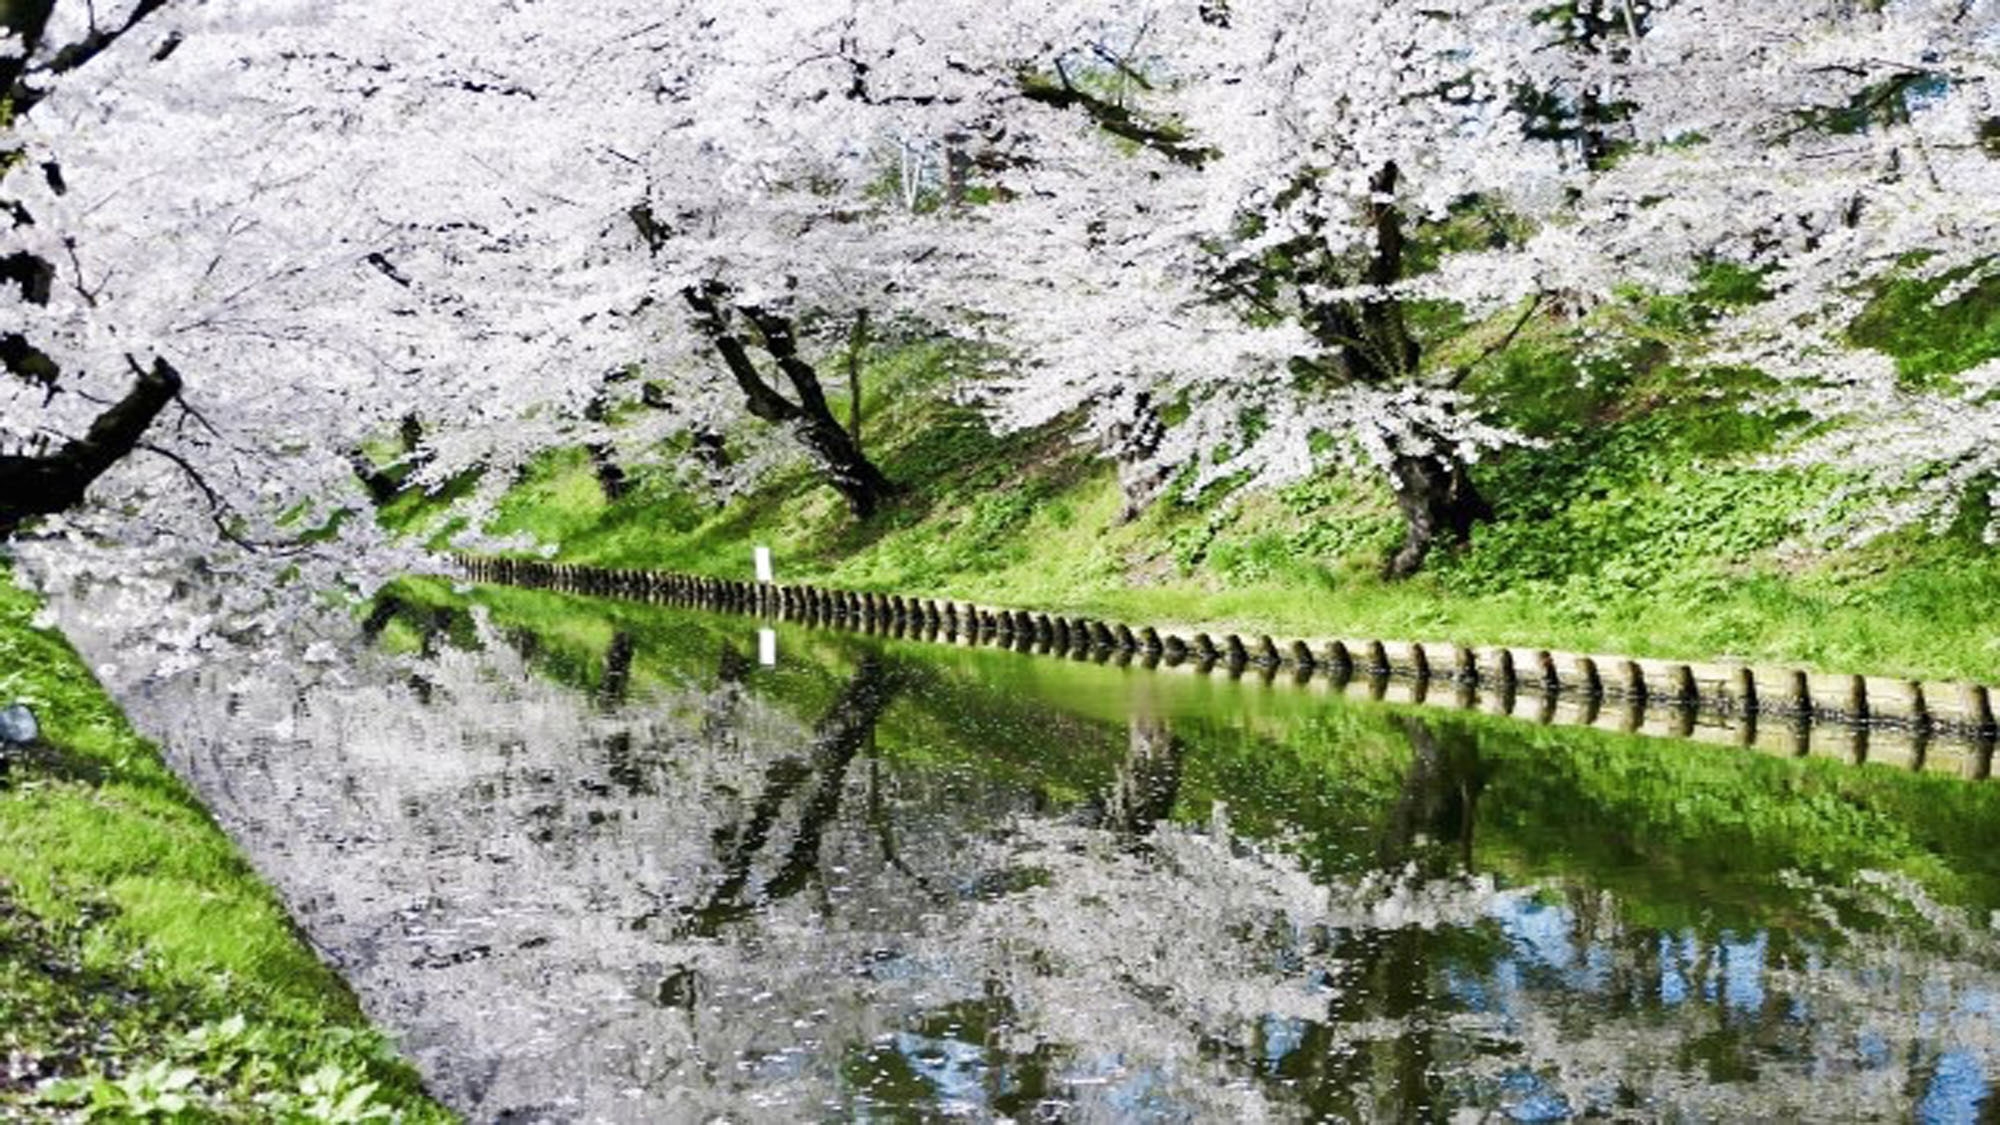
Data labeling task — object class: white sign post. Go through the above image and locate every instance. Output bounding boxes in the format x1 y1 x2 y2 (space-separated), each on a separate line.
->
751 547 777 665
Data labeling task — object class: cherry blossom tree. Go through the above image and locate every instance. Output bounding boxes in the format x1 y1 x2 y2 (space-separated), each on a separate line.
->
7 0 1998 595
907 0 1582 576
1 0 182 535
1560 0 2000 540
1 0 685 598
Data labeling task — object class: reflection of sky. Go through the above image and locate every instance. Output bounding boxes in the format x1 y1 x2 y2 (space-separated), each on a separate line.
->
1499 1069 1572 1123
880 900 2000 1120
893 1032 989 1117
1060 1053 1185 1122
1419 894 2000 1119
883 1034 1196 1122
1919 1051 1987 1125
1509 897 1577 972
1262 1014 1306 1070
1721 933 1765 1015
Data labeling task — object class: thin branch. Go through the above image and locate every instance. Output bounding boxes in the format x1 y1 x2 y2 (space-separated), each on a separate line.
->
1089 43 1154 93
62 239 103 308
1443 293 1544 390
136 441 306 554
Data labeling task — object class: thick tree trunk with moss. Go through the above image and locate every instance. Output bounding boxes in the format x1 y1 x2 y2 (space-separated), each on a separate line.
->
790 412 896 519
1295 163 1493 579
1383 451 1491 580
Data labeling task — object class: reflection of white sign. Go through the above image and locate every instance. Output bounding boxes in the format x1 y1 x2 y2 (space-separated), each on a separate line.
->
753 545 773 584
758 628 777 667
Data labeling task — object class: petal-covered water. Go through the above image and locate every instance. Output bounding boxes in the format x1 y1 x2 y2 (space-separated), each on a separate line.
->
48 577 2000 1121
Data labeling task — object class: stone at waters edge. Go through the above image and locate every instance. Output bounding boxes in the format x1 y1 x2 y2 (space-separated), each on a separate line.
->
0 703 39 745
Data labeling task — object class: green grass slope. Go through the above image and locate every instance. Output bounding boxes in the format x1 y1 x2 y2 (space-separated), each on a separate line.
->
412 276 2000 684
1 562 453 1121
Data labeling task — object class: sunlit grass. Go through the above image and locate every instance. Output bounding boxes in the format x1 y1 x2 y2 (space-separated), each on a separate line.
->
441 315 2000 684
0 562 453 1120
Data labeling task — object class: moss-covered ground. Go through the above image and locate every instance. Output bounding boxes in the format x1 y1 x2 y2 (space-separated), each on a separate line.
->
0 561 453 1122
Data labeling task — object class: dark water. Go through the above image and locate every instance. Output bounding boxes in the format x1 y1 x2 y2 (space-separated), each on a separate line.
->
58 578 2000 1122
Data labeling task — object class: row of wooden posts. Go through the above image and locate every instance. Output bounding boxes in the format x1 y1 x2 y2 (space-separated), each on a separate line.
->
453 555 2000 749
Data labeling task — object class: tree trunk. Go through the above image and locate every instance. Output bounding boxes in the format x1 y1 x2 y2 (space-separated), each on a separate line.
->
681 283 897 520
1110 391 1169 523
690 426 732 502
1286 163 1494 579
347 451 402 507
1106 713 1184 837
1383 450 1490 580
943 133 972 205
845 309 868 449
586 441 629 501
346 414 430 508
794 411 895 519
0 357 181 537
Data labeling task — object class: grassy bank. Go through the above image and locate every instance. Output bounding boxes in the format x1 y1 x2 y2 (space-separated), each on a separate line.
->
399 278 2000 685
0 562 452 1121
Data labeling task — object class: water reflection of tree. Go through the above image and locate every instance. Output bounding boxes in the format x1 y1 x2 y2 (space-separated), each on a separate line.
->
697 637 752 761
684 655 899 937
1103 711 1185 839
359 592 477 659
598 630 634 707
323 587 2000 1119
1381 717 1489 876
1219 716 1493 1121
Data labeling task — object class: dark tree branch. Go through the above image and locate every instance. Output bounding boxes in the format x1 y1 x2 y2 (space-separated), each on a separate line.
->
0 355 180 537
740 304 836 420
1356 161 1421 382
628 203 671 253
137 440 302 553
678 282 896 517
1019 70 1217 168
1089 43 1155 92
0 334 62 392
8 0 174 114
0 0 58 106
364 251 412 288
5 0 176 401
685 658 899 935
346 448 401 507
1442 293 1544 390
680 284 803 424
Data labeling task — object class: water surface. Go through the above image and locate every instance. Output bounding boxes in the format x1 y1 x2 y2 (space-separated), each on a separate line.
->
50 576 2000 1121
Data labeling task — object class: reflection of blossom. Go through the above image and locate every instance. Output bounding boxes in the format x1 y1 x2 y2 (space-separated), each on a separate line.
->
35 577 2000 1121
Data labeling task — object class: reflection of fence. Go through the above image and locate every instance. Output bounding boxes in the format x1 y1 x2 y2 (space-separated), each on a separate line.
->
453 555 1999 778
